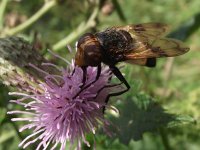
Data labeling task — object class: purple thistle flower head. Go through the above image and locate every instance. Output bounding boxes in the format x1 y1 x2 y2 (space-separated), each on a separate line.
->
7 49 122 150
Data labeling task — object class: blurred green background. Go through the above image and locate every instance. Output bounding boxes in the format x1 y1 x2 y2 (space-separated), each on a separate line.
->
0 0 200 150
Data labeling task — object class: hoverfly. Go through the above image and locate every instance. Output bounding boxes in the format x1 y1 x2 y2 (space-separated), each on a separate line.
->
74 23 189 101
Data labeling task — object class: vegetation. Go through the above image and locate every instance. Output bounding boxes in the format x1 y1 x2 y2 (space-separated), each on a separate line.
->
0 0 200 150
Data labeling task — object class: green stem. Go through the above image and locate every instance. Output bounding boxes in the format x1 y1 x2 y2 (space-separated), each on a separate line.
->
112 0 126 22
52 4 99 51
0 0 9 30
159 128 171 150
4 0 57 36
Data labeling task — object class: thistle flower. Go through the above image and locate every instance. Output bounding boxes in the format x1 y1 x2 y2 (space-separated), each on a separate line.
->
7 50 122 150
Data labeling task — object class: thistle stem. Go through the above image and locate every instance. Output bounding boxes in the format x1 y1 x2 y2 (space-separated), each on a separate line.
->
52 4 99 51
0 0 9 30
159 128 171 150
4 0 57 36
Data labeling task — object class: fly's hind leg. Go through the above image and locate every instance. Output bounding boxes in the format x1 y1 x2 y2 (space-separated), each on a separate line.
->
105 65 130 104
109 65 130 91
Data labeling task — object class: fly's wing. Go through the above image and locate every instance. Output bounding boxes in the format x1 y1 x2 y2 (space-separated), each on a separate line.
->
112 23 189 62
125 38 189 59
115 22 169 39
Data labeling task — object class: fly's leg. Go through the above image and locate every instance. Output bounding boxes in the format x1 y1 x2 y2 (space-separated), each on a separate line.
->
82 64 101 89
100 66 130 112
73 65 101 99
93 82 124 112
81 66 87 88
105 65 130 104
96 64 102 80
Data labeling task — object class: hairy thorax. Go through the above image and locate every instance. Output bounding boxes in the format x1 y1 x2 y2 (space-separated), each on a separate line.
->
95 29 134 65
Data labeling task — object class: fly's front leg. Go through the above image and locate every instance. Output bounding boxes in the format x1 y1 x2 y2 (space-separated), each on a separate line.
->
73 65 101 99
95 64 101 80
73 66 87 99
81 64 101 89
81 66 87 88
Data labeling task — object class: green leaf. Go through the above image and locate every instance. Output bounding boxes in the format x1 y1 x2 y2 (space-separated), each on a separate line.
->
166 115 196 128
169 12 200 40
110 93 196 144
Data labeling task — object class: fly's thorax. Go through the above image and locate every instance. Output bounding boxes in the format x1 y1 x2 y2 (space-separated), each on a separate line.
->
95 29 133 53
96 29 133 65
75 33 102 67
